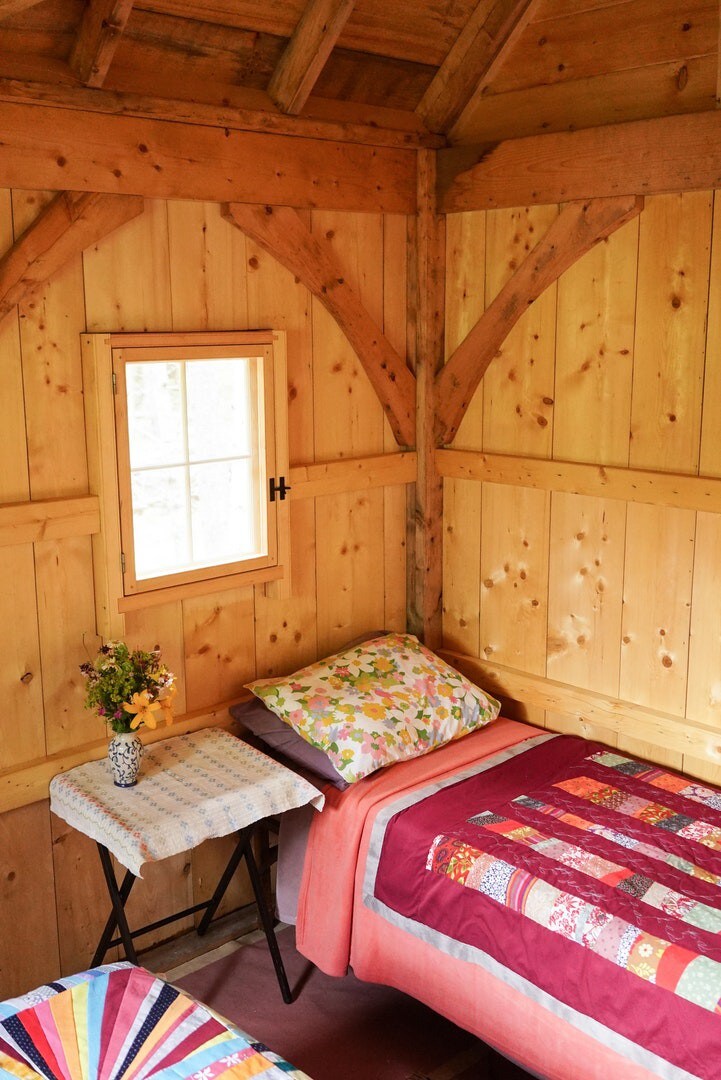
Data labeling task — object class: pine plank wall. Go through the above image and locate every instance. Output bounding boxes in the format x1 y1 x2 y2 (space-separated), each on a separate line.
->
2 185 721 999
0 191 408 996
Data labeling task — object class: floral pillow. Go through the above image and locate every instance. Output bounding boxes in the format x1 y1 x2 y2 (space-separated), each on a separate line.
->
245 633 501 784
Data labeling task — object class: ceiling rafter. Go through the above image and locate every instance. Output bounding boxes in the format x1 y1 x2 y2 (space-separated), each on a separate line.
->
0 190 144 319
435 195 644 445
71 0 136 88
0 0 45 17
268 0 356 115
416 0 536 135
223 201 416 447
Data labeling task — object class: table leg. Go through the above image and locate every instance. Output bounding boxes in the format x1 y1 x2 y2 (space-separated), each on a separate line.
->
241 828 293 1004
196 833 246 936
92 856 137 966
95 843 139 965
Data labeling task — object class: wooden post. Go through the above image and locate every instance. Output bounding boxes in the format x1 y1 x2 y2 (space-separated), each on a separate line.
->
408 149 445 649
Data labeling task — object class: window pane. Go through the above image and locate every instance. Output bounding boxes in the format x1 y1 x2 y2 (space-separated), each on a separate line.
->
186 358 253 461
126 362 184 469
131 466 190 579
190 459 263 565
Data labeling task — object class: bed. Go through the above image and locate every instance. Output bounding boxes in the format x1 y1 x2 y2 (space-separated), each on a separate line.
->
243 633 721 1080
0 963 310 1080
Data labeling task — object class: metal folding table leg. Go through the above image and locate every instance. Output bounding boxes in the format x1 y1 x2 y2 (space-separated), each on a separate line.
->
95 843 139 964
240 828 293 1004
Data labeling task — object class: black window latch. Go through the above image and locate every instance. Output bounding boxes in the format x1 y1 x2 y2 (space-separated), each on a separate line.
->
269 476 291 502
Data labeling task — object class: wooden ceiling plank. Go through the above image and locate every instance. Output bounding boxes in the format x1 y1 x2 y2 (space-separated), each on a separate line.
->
0 100 416 212
0 0 46 17
0 189 144 319
0 75 442 149
716 0 721 106
223 201 416 446
439 111 721 211
71 0 136 87
435 195 644 444
268 0 356 114
416 0 537 134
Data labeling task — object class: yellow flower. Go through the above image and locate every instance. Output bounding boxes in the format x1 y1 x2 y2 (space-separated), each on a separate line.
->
158 684 177 726
362 702 386 720
124 690 161 730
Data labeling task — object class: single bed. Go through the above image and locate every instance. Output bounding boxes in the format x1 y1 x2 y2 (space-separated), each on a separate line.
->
242 633 721 1080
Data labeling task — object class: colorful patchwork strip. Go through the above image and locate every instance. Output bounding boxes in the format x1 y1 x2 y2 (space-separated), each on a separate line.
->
468 810 721 934
591 751 721 814
512 795 721 887
427 834 721 1013
553 776 721 852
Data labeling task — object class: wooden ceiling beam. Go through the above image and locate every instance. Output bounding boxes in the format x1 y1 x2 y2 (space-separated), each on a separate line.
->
0 76 442 150
416 0 536 134
0 0 45 17
0 190 144 320
223 202 416 447
435 195 644 445
0 101 416 213
440 111 721 211
269 0 356 115
70 0 135 88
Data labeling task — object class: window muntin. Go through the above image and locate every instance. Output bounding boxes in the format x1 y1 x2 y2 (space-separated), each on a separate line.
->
113 343 278 595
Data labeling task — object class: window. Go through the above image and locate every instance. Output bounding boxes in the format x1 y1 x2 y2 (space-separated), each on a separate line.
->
82 332 289 630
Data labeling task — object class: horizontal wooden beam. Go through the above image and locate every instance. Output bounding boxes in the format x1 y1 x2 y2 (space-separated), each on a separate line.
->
0 0 45 16
417 0 535 135
0 495 100 546
70 0 135 88
0 190 144 319
441 650 721 764
435 196 643 443
289 451 417 498
440 110 721 211
0 700 243 813
437 449 721 514
224 203 416 445
0 77 442 150
0 101 417 213
269 0 356 115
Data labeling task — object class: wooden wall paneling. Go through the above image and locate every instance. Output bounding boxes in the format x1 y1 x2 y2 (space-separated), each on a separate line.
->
619 503 695 717
629 192 713 473
613 736 683 771
546 492 626 697
246 216 320 676
444 210 486 450
553 214 639 466
678 754 721 787
50 813 119 977
0 544 45 769
124 603 187 716
542 710 619 747
482 204 558 457
686 512 721 729
83 199 172 331
123 851 196 951
311 210 387 652
0 188 29 502
0 801 60 997
314 490 386 657
167 200 249 331
382 212 409 632
183 587 256 711
442 477 481 656
700 191 721 478
479 481 550 677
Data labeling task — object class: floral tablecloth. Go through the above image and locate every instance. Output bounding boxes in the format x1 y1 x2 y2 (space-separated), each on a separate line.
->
49 728 324 876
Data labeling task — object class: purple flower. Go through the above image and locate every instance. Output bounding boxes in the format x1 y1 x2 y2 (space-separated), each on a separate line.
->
97 706 106 715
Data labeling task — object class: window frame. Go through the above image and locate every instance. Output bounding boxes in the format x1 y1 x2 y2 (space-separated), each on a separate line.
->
82 331 289 637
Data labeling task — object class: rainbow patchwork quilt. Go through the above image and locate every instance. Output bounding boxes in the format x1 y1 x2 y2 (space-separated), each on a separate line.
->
0 965 309 1080
364 733 721 1079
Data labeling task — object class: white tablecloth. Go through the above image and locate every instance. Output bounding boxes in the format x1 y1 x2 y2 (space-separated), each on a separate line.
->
49 728 325 876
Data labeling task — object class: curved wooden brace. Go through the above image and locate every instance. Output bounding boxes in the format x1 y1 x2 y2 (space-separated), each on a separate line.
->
0 189 144 321
435 194 644 445
223 201 416 447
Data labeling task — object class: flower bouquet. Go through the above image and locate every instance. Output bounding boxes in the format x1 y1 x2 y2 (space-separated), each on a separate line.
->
80 642 177 786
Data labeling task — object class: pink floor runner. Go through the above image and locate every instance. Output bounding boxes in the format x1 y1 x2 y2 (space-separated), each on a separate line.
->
177 928 533 1080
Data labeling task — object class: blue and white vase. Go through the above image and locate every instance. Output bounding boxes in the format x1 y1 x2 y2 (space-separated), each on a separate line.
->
108 731 143 787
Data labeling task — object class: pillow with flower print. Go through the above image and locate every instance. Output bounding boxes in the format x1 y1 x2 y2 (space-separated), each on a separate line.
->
245 632 501 784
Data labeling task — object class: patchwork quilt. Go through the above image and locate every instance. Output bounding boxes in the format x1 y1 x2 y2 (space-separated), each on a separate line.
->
364 733 721 1080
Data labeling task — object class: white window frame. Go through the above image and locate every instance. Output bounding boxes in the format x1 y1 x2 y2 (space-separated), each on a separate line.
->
82 331 289 637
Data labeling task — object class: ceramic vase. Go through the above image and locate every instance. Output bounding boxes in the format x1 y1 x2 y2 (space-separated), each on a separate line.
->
108 731 143 787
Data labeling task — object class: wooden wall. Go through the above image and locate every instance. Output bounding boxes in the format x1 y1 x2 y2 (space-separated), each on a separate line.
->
0 192 409 997
442 191 721 786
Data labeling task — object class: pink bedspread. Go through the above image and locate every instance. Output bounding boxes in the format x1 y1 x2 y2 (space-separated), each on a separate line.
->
296 719 687 1080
